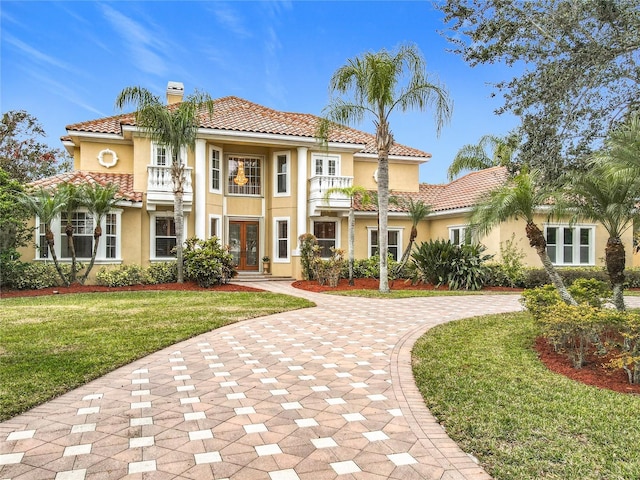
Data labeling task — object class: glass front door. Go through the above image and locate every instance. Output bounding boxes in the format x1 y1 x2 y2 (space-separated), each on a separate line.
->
229 221 259 271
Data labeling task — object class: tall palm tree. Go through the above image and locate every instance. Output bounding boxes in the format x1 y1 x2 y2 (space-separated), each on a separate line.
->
318 44 451 293
394 198 432 275
116 86 214 282
323 185 371 286
18 187 69 286
470 170 576 305
447 133 519 180
79 183 120 285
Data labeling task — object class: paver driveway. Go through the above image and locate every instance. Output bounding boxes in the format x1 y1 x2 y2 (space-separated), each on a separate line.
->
0 282 524 480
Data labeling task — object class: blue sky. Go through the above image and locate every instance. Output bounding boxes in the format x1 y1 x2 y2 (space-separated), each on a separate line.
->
1 1 518 184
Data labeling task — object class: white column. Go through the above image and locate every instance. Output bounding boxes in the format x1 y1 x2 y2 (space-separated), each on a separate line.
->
195 139 207 239
295 146 308 254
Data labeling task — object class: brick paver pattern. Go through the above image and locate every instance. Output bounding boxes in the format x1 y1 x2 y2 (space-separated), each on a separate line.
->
0 282 587 480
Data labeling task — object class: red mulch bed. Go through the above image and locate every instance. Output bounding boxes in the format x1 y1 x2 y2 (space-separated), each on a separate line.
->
4 278 638 395
0 281 262 298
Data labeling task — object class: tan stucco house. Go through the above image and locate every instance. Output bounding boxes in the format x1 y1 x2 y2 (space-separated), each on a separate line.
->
21 82 634 281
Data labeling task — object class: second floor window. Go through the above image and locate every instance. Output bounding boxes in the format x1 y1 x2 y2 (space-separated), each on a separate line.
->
313 153 340 176
210 147 221 192
275 152 289 195
228 156 262 195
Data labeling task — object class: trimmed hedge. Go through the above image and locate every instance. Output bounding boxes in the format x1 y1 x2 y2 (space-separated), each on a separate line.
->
484 265 640 289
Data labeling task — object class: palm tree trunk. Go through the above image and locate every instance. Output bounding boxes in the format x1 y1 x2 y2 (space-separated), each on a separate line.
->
378 154 390 293
80 226 102 285
175 192 184 283
395 225 418 274
605 236 626 311
46 226 69 287
525 222 576 305
65 223 77 283
348 207 355 286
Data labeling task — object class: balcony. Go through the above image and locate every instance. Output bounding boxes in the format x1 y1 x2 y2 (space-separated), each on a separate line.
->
308 175 353 216
146 165 193 211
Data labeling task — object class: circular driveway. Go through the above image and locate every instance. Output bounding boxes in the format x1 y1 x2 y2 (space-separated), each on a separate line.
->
0 282 524 480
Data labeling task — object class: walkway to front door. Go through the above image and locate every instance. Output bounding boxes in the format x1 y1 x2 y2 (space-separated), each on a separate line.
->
229 221 259 271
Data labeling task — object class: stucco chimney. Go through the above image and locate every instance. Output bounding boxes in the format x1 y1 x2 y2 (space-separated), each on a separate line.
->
166 81 184 105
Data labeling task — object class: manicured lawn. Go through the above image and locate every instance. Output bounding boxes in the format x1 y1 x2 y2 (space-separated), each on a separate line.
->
412 312 640 480
0 291 313 420
327 289 487 298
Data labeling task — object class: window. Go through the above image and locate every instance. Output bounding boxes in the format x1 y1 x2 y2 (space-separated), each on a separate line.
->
274 218 290 262
274 151 290 196
449 226 471 246
312 153 340 176
227 156 262 195
209 215 221 240
314 221 337 257
153 143 182 167
61 212 94 258
154 216 177 258
369 228 402 261
36 210 122 262
210 146 222 192
545 225 595 265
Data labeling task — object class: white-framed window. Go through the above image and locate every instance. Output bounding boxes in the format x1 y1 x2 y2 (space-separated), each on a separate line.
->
273 217 290 262
36 209 122 262
227 155 262 196
312 153 340 176
313 220 339 257
368 227 403 261
209 214 222 240
274 151 290 196
449 225 471 246
545 224 595 266
210 145 222 193
152 143 183 166
150 212 187 260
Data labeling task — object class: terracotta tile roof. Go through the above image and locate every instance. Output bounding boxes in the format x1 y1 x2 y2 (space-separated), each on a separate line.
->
29 171 142 203
353 166 509 214
65 96 430 159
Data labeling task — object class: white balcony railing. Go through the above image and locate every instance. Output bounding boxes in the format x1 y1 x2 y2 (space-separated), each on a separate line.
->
146 165 193 209
308 175 353 215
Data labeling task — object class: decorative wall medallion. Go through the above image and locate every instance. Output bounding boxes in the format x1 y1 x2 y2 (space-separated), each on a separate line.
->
373 168 378 183
97 148 118 168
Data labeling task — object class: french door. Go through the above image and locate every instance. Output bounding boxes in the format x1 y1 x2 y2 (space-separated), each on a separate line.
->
229 221 259 271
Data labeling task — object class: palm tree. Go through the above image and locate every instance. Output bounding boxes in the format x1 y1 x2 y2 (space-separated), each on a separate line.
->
447 133 518 180
318 44 451 293
323 185 371 286
57 183 82 283
79 183 120 285
18 187 69 286
394 198 432 275
116 86 214 282
470 170 576 305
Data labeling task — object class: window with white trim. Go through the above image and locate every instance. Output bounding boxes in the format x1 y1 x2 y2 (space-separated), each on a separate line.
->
545 225 595 266
449 225 471 246
368 228 402 261
153 215 177 258
313 221 338 257
36 210 122 262
274 151 290 196
274 217 290 262
227 155 262 195
210 146 222 193
312 153 340 176
209 215 221 240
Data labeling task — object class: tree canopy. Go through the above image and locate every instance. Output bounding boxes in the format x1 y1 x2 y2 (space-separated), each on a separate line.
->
1 111 71 183
437 0 640 182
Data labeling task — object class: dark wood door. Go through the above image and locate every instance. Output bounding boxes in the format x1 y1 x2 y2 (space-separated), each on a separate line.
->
229 221 259 271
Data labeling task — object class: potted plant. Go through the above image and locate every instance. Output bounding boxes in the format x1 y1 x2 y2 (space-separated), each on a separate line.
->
262 256 270 274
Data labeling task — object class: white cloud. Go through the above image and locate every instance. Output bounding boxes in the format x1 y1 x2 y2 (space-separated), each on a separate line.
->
4 33 79 74
100 4 169 76
208 3 251 39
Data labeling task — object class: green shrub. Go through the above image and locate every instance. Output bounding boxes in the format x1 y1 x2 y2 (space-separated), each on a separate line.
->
567 278 611 308
0 249 24 288
313 247 344 287
96 264 145 287
299 233 317 281
448 243 493 291
183 236 236 288
624 268 640 288
521 285 562 319
11 262 66 290
499 234 526 287
144 261 177 284
607 311 640 384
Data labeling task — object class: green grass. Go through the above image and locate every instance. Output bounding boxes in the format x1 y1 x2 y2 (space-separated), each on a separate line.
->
412 312 640 480
0 291 313 420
